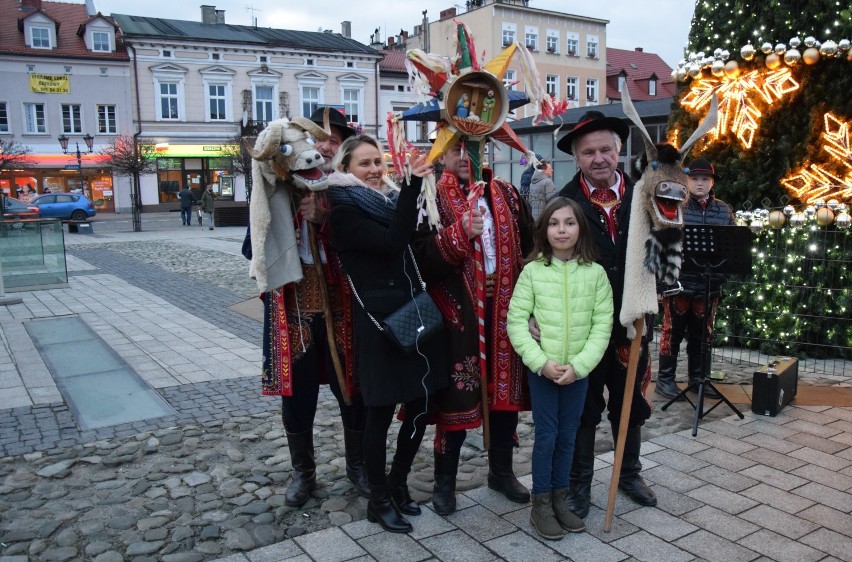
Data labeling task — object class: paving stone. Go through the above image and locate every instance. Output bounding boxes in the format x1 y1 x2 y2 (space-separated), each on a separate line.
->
444 504 517 543
620 506 699 542
798 527 852 561
292 527 365 562
739 504 819 539
674 528 759 562
737 528 824 562
740 483 816 514
682 504 760 541
610 529 693 562
685 484 760 515
417 529 494 562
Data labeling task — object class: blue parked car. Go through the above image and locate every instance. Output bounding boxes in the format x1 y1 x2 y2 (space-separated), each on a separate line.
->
30 193 96 221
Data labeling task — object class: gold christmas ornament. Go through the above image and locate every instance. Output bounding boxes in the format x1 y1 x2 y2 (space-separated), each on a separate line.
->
815 207 835 226
765 52 781 69
803 47 821 64
784 48 801 65
820 40 838 57
789 213 806 227
724 60 740 78
847 49 852 62
741 43 756 61
768 210 786 228
836 211 851 230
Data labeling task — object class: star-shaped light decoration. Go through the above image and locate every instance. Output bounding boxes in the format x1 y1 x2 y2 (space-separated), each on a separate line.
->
681 68 799 149
781 112 852 202
386 21 567 224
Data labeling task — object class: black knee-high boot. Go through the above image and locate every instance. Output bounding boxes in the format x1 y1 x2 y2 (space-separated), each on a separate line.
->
285 430 316 507
565 427 596 518
487 447 530 503
655 354 680 399
432 450 460 515
343 428 370 497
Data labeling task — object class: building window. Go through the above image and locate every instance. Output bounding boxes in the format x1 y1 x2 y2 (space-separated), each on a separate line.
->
92 31 110 52
566 33 579 56
31 27 50 49
97 104 117 134
586 35 599 58
343 88 360 123
525 26 538 51
503 69 516 91
566 77 578 100
212 53 220 60
501 23 516 46
306 59 315 66
259 56 268 63
255 85 274 122
0 102 8 133
159 82 180 119
301 86 320 117
586 78 598 102
162 50 172 58
618 75 626 92
23 103 46 133
208 84 227 120
100 67 108 76
649 79 657 96
61 104 83 134
546 34 558 54
546 74 559 97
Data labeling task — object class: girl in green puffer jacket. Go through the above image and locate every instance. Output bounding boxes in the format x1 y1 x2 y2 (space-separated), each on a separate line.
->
507 196 613 540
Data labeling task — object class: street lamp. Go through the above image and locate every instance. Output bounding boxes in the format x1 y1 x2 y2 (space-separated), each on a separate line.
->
58 133 94 195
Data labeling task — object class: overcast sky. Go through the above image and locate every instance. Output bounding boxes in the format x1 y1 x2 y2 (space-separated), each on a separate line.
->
91 0 695 68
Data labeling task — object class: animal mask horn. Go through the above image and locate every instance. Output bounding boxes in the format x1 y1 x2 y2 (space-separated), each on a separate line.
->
620 86 657 163
679 92 719 158
290 116 330 141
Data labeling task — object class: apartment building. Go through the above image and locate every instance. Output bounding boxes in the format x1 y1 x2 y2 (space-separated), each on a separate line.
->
112 6 382 210
421 0 609 118
0 0 133 213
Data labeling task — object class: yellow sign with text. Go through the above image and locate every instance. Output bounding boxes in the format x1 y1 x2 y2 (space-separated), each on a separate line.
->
30 74 70 94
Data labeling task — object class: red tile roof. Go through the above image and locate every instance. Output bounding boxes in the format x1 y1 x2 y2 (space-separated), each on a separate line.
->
605 47 674 102
0 0 127 60
379 49 408 74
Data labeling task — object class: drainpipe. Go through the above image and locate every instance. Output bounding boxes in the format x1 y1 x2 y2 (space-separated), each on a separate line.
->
127 42 143 232
375 56 380 138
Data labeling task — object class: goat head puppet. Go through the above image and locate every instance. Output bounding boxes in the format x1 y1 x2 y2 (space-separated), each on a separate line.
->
248 117 330 294
619 88 718 338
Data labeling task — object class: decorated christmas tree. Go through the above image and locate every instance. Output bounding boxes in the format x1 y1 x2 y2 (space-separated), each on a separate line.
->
668 1 852 360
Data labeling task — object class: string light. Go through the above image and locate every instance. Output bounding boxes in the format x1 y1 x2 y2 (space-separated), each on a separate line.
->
781 112 852 202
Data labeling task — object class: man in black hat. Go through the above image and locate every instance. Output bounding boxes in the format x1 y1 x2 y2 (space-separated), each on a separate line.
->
265 106 366 507
550 110 657 517
656 158 735 400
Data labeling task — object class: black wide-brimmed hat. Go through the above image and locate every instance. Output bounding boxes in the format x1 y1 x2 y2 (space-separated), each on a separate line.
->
685 158 718 179
556 110 630 155
309 107 357 139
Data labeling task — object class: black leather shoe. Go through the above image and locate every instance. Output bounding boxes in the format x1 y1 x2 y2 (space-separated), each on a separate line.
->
388 469 420 516
284 430 316 507
432 450 460 515
367 484 412 533
618 475 657 506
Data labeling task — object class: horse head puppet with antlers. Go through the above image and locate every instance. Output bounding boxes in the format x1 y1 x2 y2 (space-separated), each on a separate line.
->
619 88 719 338
248 116 331 294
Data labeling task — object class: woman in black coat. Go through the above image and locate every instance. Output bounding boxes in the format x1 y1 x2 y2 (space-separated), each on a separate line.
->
327 135 448 534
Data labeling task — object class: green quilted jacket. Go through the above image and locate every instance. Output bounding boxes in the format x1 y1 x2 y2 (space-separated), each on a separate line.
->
507 256 613 378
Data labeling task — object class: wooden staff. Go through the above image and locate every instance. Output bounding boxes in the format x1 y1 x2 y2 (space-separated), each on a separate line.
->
474 237 491 450
307 221 350 405
604 317 644 532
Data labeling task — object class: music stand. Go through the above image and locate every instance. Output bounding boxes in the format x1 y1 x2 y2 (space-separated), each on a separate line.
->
661 225 752 435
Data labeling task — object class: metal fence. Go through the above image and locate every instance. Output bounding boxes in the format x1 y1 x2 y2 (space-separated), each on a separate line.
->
712 222 851 381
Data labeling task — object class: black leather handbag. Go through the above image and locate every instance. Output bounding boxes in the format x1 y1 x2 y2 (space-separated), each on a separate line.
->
348 247 443 353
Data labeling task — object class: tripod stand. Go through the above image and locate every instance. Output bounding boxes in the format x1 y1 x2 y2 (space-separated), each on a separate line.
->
661 225 751 436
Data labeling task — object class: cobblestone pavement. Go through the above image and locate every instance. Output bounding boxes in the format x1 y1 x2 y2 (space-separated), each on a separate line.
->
1 219 850 561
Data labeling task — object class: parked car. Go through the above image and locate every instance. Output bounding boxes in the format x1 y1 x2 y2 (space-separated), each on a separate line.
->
1 196 40 218
30 193 96 221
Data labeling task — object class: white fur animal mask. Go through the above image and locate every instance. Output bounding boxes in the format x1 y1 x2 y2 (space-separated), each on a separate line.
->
248 117 330 293
619 89 719 338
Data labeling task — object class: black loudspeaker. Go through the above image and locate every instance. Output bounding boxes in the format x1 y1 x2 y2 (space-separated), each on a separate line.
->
752 357 798 416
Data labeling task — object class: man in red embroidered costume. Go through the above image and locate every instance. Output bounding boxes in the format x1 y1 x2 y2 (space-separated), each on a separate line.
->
260 108 368 507
412 141 534 515
555 110 657 518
